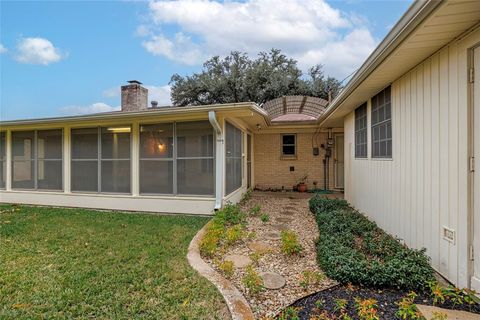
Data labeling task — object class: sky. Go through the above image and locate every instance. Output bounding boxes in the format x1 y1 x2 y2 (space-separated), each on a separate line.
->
0 0 412 121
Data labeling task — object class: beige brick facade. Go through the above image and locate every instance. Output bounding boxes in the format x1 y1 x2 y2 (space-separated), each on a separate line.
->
253 130 341 191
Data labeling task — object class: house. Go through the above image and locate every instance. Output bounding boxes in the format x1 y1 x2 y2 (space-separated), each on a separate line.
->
319 0 480 290
0 81 342 216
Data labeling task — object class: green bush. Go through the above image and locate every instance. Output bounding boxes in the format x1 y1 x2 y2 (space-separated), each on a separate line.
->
310 196 434 292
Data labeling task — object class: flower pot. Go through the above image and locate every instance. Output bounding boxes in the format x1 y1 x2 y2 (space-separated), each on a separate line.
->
298 183 307 193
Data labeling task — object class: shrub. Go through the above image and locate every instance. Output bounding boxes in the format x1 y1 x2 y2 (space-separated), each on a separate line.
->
299 270 325 289
260 213 270 223
281 230 303 255
199 228 222 258
249 252 262 266
250 204 261 216
278 306 300 320
225 225 243 246
354 298 379 320
215 203 246 226
310 196 435 291
396 292 423 320
242 265 264 295
218 260 234 278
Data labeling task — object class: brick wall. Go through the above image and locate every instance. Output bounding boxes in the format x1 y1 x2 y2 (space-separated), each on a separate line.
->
253 131 339 191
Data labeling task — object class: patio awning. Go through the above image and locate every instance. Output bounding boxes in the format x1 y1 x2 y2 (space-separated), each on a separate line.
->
261 96 329 123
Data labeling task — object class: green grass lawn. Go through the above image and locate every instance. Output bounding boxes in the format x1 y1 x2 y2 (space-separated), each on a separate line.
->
0 204 228 319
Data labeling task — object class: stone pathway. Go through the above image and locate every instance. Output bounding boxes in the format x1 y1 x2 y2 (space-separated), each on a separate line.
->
204 191 338 318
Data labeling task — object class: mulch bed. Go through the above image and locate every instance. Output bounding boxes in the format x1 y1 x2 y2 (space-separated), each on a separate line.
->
286 284 480 319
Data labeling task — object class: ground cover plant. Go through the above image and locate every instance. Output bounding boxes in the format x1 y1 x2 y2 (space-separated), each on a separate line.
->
309 196 435 291
0 204 227 319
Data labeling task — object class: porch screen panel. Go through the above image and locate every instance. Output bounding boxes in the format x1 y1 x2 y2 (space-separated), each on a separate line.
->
12 131 35 189
71 128 98 192
0 132 5 189
176 121 214 195
101 127 131 193
139 123 174 194
37 130 63 190
225 122 243 195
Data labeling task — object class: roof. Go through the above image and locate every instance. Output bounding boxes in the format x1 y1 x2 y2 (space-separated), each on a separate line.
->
0 102 270 130
320 0 480 127
262 96 329 124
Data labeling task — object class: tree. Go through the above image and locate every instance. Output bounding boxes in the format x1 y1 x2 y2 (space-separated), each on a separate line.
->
169 49 342 106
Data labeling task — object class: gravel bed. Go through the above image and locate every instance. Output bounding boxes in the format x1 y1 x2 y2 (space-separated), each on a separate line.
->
205 191 336 318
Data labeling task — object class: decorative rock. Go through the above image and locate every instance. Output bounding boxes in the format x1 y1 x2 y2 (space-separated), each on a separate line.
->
248 241 272 254
225 254 252 268
417 304 480 320
260 272 286 290
271 224 288 231
264 232 281 240
276 217 293 223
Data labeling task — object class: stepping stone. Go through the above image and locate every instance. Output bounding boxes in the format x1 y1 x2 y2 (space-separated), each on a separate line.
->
271 224 288 231
417 304 480 320
224 254 252 268
260 272 286 290
276 217 293 223
248 241 272 254
264 232 281 240
285 206 296 211
281 210 295 215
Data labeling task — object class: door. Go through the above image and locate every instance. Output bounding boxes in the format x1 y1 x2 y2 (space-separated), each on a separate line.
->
473 46 480 290
247 134 252 188
334 135 344 189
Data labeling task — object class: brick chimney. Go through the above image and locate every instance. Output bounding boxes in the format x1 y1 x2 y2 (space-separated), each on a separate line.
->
121 80 148 112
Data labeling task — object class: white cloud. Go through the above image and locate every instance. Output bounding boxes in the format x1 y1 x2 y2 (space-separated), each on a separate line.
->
102 84 172 106
140 0 377 78
15 37 64 65
145 84 172 106
60 102 120 115
0 44 7 54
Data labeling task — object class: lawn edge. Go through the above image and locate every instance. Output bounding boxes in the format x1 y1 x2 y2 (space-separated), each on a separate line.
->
187 221 254 320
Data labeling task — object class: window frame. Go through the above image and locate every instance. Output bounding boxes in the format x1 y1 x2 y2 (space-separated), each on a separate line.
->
281 134 297 158
70 126 132 194
371 86 392 159
11 129 64 191
0 132 6 189
354 103 368 158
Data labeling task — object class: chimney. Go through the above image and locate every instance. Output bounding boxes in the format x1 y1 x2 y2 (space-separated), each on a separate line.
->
150 100 158 108
121 80 148 112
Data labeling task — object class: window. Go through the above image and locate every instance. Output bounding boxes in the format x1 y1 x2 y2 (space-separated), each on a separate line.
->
282 134 296 157
12 130 63 190
225 122 242 195
0 132 5 189
355 103 367 158
71 126 131 193
371 86 392 158
139 121 214 196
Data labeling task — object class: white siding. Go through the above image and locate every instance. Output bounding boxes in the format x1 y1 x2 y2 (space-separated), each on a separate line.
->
344 29 479 288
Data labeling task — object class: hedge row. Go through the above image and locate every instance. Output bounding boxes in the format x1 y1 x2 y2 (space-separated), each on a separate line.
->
310 196 435 292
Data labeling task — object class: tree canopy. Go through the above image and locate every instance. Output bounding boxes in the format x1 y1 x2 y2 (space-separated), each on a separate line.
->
169 49 342 106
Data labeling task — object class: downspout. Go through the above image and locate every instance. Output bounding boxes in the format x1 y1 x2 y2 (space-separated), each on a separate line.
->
209 111 223 210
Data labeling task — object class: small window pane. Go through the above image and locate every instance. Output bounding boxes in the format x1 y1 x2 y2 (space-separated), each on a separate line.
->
140 160 173 194
12 131 34 160
12 160 34 189
72 128 98 159
37 130 62 159
101 160 130 193
71 161 98 192
38 160 62 190
225 122 242 195
177 159 214 195
0 132 5 159
140 123 173 159
177 121 213 158
283 145 295 155
101 127 131 159
283 135 295 145
372 86 392 158
0 160 5 189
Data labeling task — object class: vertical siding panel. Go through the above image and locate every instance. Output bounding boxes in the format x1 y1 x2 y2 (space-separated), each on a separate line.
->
439 49 450 277
401 75 408 243
410 72 416 247
448 44 459 284
431 53 441 271
424 58 433 259
417 65 425 249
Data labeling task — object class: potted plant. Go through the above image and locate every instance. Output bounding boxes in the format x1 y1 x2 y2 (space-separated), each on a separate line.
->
297 174 308 192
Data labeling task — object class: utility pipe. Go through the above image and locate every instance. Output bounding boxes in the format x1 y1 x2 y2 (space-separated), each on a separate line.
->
208 111 224 210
